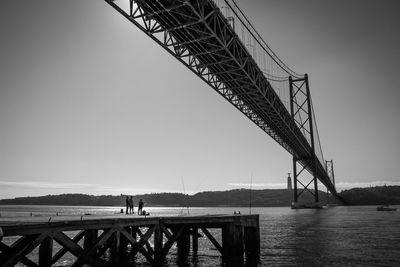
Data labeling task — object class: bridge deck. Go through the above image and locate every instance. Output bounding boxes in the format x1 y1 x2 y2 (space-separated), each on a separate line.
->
133 0 310 157
106 0 337 194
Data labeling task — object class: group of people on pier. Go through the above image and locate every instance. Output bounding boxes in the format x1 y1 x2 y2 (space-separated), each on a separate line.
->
125 196 145 215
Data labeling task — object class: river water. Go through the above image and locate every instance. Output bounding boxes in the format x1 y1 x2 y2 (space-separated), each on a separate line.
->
0 205 399 266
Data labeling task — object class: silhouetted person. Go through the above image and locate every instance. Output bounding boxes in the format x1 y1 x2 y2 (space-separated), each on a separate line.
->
125 196 129 214
138 199 144 215
129 196 134 214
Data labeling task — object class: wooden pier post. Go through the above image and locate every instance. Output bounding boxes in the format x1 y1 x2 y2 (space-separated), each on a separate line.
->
129 226 138 260
38 236 53 267
131 226 138 242
120 227 130 265
192 227 198 255
173 226 190 259
244 224 260 264
222 223 244 265
83 229 98 251
154 223 163 266
110 230 121 266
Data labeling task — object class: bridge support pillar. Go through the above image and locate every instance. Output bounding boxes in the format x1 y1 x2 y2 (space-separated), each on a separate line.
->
289 75 321 208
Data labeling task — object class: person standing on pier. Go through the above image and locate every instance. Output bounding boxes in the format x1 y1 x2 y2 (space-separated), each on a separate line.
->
125 196 129 214
129 196 134 214
138 199 144 215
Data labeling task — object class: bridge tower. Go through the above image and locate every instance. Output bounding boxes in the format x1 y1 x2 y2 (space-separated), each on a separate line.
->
289 74 321 208
325 160 336 187
325 160 336 204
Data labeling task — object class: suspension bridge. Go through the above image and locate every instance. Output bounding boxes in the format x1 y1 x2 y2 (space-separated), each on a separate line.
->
0 1 344 266
105 0 340 206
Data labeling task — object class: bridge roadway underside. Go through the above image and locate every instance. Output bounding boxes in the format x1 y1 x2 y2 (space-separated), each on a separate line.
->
107 0 336 195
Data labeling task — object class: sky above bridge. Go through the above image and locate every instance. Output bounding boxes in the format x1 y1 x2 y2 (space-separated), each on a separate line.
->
0 0 399 198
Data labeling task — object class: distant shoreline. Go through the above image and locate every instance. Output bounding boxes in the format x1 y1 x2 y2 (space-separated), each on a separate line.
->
1 186 399 206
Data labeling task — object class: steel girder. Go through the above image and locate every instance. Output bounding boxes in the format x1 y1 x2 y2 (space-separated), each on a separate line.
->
105 0 337 197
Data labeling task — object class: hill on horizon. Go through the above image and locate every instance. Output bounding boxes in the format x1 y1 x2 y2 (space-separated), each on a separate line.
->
0 188 323 207
1 186 398 207
340 185 400 205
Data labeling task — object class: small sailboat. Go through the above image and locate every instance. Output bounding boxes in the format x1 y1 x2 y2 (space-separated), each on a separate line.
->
376 205 397 211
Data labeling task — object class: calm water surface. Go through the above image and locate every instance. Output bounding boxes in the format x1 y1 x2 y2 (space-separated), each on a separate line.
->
1 205 399 266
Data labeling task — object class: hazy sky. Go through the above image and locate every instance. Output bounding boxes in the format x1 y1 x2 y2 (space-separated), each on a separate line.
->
1 0 399 198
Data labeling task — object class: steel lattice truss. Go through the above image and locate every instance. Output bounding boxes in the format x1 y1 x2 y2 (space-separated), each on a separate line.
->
106 0 337 196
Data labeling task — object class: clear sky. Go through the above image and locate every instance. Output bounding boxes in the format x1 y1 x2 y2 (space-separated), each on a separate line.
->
1 0 399 198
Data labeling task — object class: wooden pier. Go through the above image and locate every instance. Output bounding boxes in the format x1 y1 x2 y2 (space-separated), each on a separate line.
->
0 214 260 266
